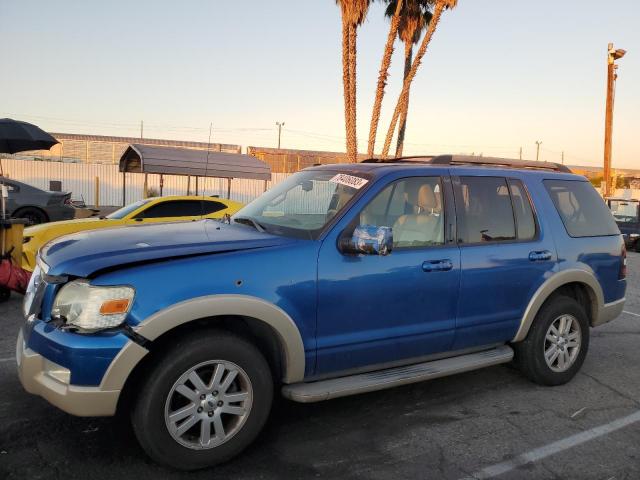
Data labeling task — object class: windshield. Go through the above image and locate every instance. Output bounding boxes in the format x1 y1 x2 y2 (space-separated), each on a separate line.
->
609 200 639 223
233 170 369 239
106 199 151 219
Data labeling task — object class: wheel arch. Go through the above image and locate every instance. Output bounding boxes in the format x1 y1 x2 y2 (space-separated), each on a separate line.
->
12 205 49 222
511 270 603 343
101 295 306 404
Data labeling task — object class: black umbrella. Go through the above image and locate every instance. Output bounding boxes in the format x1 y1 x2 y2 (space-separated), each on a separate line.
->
0 118 58 154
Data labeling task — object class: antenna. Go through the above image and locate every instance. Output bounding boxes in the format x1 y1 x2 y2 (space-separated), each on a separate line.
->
203 122 213 197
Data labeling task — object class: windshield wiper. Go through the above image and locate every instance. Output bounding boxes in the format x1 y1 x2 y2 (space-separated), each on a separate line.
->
233 216 266 233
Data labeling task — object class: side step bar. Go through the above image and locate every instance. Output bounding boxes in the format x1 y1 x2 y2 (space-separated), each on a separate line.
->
282 345 514 403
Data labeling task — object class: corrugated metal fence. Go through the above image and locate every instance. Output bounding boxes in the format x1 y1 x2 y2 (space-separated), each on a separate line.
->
0 158 291 206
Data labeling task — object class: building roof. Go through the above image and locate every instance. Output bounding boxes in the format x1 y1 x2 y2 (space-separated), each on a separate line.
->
119 144 271 180
52 132 240 153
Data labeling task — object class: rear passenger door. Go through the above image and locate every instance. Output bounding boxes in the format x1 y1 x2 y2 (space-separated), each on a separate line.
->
452 174 556 349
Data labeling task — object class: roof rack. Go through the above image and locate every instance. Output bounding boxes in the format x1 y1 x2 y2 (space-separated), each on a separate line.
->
361 154 571 173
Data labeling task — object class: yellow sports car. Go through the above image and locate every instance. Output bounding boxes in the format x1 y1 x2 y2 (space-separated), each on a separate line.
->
22 195 243 271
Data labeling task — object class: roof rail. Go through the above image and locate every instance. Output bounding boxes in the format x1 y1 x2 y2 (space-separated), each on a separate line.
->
361 154 572 173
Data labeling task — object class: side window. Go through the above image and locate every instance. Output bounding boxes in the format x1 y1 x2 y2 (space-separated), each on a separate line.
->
508 179 536 240
135 200 203 219
608 200 638 224
359 177 444 248
456 177 516 243
201 200 228 215
544 180 619 237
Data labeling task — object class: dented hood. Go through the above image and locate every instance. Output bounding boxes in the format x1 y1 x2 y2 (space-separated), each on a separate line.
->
41 220 296 277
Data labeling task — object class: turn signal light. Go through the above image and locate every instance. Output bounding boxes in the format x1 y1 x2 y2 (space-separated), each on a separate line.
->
620 244 627 280
99 299 131 315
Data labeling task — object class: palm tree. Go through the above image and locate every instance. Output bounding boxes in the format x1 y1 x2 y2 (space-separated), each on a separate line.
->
336 0 371 162
366 0 404 158
381 0 458 158
391 0 433 157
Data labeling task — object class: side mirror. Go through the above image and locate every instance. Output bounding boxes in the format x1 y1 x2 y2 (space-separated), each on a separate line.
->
340 225 393 256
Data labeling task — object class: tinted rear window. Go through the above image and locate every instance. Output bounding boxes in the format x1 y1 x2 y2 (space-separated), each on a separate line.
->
455 176 516 243
544 180 619 237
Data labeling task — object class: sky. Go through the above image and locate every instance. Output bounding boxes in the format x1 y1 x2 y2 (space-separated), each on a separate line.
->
0 0 638 168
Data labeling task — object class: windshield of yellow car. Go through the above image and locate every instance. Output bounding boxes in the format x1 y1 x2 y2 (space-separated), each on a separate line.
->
106 199 152 219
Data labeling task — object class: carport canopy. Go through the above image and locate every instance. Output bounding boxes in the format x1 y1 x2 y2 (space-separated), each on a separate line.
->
119 144 271 181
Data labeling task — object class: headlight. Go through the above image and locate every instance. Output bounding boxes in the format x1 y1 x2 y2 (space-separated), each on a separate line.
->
51 280 135 332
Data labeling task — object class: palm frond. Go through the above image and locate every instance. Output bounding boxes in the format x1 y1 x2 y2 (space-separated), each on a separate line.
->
336 0 372 25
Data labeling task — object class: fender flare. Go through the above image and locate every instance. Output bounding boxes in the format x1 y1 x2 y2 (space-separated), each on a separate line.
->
511 269 604 343
101 295 306 391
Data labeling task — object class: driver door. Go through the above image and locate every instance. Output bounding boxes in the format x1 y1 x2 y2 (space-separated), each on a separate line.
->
315 175 460 375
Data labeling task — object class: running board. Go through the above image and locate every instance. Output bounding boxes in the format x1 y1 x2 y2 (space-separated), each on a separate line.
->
282 345 514 403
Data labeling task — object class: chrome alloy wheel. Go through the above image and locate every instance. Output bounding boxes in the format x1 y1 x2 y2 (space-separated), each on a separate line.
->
544 314 582 373
164 360 253 450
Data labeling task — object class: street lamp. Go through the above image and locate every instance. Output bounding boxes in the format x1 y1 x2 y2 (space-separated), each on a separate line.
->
276 122 285 150
535 141 542 162
604 43 626 197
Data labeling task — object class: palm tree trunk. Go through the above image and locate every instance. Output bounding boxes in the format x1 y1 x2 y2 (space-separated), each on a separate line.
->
348 24 358 162
381 2 445 159
366 0 403 158
341 18 352 162
395 42 413 158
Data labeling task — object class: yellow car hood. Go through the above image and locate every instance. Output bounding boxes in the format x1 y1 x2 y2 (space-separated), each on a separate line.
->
25 217 125 239
22 217 126 271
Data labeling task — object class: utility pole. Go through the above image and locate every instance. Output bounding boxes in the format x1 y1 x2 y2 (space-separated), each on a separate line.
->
519 147 522 160
276 122 285 149
561 151 565 165
604 43 627 197
535 141 542 162
141 120 147 198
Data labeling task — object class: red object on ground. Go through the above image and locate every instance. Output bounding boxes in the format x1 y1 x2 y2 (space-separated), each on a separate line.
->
0 258 31 295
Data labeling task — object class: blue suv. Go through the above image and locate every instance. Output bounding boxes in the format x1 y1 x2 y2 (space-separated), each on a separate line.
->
17 155 626 470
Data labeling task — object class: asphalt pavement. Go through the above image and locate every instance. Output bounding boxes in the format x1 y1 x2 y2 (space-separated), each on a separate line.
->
1 254 639 479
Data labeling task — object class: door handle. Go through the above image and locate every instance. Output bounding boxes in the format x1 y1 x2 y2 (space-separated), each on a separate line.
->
422 259 453 272
529 250 552 262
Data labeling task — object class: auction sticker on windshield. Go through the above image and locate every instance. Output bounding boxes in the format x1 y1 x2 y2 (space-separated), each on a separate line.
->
330 173 369 190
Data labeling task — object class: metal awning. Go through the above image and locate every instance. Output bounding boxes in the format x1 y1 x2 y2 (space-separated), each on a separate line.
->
119 144 271 180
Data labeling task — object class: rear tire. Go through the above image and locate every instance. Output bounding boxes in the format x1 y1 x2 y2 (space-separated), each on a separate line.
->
513 296 589 386
0 287 9 303
131 330 273 470
13 207 48 225
634 239 640 253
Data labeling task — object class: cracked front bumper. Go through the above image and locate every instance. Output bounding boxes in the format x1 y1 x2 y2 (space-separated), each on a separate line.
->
16 329 120 417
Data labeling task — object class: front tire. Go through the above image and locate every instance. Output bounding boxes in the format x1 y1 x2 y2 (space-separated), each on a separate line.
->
514 296 589 386
131 330 273 470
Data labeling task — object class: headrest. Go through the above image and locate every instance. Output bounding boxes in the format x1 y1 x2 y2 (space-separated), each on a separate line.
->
418 185 438 211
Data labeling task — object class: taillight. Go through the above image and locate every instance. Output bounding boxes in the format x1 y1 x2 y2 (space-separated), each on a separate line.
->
620 244 627 280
